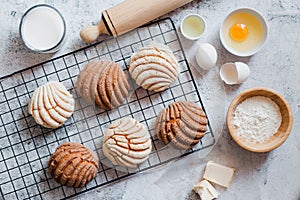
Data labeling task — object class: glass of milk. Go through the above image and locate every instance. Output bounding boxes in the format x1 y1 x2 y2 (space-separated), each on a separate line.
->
19 4 66 53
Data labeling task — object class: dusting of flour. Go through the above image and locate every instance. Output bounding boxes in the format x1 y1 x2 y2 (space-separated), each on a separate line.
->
233 96 282 143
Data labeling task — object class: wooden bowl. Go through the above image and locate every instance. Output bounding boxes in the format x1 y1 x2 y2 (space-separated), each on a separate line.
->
227 87 293 152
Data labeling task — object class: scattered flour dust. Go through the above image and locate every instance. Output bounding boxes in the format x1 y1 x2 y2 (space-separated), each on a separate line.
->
233 96 282 143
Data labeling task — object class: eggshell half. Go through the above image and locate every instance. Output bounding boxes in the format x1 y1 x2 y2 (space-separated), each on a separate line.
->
235 62 250 84
220 63 238 84
220 62 250 85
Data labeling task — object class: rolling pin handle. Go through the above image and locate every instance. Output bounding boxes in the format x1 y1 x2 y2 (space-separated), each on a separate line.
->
80 20 110 43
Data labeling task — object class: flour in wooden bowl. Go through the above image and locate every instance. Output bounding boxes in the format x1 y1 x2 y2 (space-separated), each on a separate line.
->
233 96 282 143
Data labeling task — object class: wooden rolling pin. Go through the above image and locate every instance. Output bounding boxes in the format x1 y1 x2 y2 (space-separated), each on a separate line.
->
80 0 193 43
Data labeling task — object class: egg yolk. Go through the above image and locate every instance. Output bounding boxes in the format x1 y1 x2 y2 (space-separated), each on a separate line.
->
229 23 248 42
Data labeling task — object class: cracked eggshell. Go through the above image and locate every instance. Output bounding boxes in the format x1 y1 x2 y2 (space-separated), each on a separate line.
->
195 43 218 70
220 62 250 85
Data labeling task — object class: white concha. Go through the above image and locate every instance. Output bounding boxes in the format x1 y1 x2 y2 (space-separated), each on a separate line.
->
103 117 152 168
28 81 75 129
129 45 179 92
147 41 172 53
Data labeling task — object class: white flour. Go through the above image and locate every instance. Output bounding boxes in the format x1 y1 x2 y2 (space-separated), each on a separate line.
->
233 96 282 143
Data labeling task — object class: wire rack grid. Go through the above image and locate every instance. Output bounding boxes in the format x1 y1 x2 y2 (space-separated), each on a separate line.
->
0 18 215 200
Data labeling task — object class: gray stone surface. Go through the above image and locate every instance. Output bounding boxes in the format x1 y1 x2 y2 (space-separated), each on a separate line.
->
1 0 300 199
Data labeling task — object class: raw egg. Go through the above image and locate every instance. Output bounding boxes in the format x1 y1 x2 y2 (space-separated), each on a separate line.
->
225 12 263 52
229 23 248 42
220 8 268 56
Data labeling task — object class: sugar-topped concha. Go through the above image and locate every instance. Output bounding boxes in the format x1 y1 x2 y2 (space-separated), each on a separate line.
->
103 117 152 168
28 81 74 129
76 60 130 110
129 44 179 92
155 101 208 149
48 142 99 188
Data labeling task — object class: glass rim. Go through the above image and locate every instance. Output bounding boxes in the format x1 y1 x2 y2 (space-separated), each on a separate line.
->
19 4 67 53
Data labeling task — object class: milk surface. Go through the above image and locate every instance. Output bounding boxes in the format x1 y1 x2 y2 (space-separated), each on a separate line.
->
22 6 64 51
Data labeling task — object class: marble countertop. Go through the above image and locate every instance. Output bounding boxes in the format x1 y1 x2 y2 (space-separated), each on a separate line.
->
1 0 300 199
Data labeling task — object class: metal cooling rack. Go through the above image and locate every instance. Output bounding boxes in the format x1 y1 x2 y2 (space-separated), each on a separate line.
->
0 18 215 200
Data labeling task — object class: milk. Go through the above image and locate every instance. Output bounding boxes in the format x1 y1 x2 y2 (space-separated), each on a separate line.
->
20 5 66 53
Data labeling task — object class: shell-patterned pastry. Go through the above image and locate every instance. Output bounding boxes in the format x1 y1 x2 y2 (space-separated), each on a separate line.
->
48 142 99 188
129 44 179 92
155 101 208 149
76 60 130 110
28 81 74 129
103 118 152 168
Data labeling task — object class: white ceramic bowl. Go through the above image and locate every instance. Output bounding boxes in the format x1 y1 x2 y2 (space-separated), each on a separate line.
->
220 8 268 57
180 14 206 40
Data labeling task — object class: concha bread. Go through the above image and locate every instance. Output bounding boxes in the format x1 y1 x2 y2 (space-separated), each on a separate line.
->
48 142 99 188
155 101 208 149
129 45 179 92
147 41 173 52
76 60 130 110
28 81 74 129
103 118 152 168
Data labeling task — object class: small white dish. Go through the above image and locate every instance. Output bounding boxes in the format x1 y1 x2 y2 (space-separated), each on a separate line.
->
220 8 268 57
220 62 250 85
180 14 206 40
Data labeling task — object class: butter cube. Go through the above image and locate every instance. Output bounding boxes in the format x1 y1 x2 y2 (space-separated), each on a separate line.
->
193 179 219 200
203 161 235 188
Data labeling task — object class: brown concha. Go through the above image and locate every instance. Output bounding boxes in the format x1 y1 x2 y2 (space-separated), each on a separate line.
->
48 142 99 188
76 60 130 110
155 101 208 149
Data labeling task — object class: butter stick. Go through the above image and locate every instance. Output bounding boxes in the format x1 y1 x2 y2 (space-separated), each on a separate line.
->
203 161 235 188
193 179 219 200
